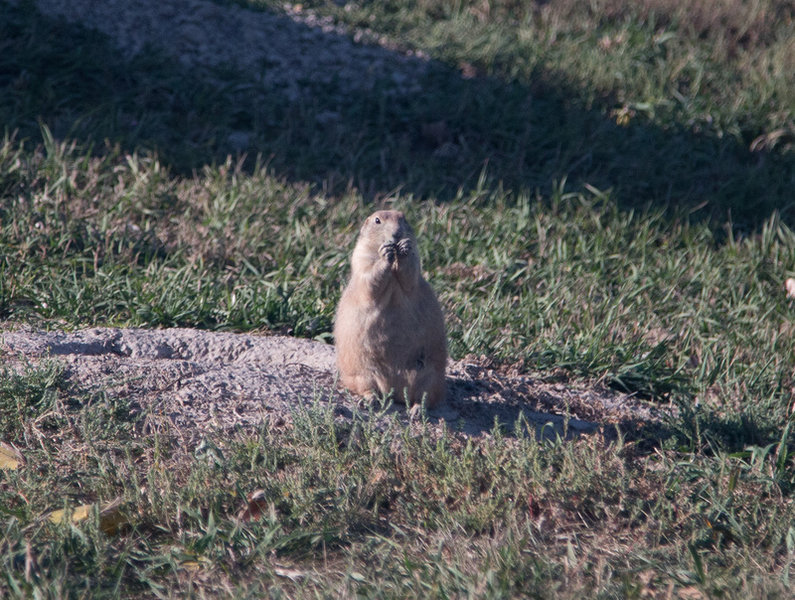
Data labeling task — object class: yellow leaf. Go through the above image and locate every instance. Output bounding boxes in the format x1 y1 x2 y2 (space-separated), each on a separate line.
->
0 442 24 470
180 555 212 571
47 498 127 535
49 504 93 525
181 561 201 572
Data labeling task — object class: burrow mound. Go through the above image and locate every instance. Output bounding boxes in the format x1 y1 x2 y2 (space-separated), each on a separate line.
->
1 327 665 443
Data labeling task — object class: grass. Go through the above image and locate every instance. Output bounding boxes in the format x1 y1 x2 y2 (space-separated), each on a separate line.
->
1 0 794 596
238 0 795 224
1 371 793 598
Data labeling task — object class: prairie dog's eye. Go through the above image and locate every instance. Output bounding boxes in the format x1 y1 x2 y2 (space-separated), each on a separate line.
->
374 217 381 224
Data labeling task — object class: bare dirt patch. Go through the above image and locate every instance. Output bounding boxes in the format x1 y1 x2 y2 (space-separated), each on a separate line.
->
17 0 432 104
1 327 664 443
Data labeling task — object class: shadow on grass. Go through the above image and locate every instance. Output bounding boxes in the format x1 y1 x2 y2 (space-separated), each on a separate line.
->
1 0 792 231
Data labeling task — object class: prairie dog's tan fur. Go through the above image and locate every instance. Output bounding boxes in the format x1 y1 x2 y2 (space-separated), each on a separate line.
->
334 210 446 407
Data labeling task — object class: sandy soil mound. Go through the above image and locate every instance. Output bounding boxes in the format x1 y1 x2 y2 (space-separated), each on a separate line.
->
1 327 662 443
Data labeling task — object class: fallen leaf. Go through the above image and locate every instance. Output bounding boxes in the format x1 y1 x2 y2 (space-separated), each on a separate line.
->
48 504 92 526
274 565 307 581
97 498 128 535
237 489 269 522
173 547 213 571
48 498 127 534
0 442 24 470
526 493 542 519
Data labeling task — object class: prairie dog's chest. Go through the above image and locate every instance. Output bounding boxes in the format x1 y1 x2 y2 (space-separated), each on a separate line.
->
368 284 423 330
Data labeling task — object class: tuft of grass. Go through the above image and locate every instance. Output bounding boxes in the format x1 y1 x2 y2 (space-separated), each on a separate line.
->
0 361 65 442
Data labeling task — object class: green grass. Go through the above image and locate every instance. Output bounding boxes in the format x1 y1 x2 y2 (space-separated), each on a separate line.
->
1 371 793 598
1 0 794 596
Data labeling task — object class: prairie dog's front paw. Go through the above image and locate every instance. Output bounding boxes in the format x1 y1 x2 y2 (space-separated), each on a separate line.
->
379 243 396 264
396 238 412 257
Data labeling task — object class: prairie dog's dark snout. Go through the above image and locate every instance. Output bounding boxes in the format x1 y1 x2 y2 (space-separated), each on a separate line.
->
386 221 406 242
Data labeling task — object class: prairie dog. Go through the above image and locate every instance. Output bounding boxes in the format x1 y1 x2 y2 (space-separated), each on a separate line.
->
333 210 446 407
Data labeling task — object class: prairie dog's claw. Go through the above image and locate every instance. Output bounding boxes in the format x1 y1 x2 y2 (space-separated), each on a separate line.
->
396 238 412 257
379 242 396 264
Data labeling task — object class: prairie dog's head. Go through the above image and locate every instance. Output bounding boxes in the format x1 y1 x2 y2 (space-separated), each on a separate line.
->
351 210 418 270
359 210 413 246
